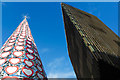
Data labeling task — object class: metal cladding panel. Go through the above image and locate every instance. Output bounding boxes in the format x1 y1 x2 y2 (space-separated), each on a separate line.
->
0 18 47 79
61 3 120 57
61 3 120 79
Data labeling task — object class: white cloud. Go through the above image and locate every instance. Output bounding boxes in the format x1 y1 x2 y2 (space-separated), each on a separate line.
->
48 71 76 78
48 57 64 67
46 57 76 78
39 48 49 54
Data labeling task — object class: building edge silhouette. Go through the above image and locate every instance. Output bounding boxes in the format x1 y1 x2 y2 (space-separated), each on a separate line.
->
61 3 120 80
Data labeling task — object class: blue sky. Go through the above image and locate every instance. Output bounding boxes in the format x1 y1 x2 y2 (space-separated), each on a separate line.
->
2 2 118 78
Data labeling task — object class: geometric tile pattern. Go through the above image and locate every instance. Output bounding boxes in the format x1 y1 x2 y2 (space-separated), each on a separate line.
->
0 18 47 80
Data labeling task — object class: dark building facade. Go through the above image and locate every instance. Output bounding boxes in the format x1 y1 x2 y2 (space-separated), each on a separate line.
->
61 3 120 79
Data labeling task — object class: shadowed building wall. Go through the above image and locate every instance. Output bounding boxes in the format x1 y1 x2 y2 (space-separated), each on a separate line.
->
0 18 47 79
61 3 120 80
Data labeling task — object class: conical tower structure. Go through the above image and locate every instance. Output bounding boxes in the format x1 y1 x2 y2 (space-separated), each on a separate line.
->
61 3 120 79
0 17 47 79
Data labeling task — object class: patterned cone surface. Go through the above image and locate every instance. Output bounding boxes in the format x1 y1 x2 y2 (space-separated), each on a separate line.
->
0 18 47 80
